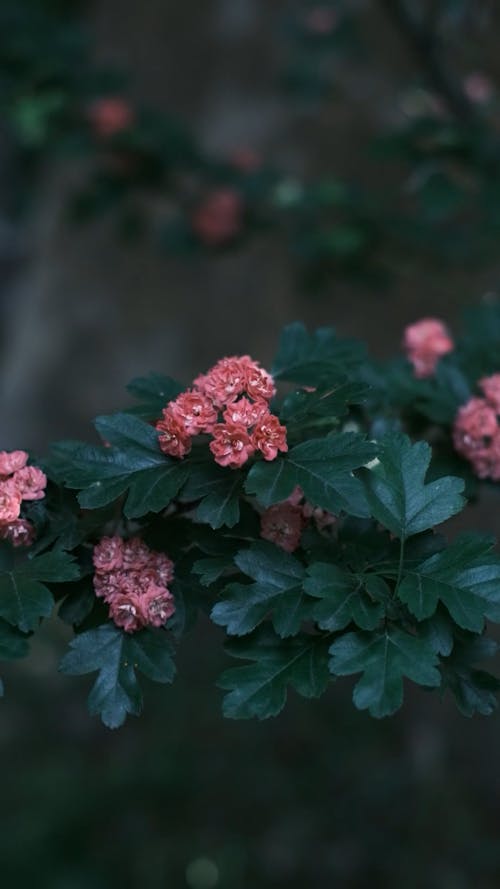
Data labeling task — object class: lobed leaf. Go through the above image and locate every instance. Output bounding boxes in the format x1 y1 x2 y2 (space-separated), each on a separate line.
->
59 623 176 728
362 433 465 539
329 626 441 718
218 625 330 719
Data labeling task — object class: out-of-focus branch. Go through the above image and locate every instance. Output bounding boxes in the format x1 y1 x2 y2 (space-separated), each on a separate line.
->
379 0 477 121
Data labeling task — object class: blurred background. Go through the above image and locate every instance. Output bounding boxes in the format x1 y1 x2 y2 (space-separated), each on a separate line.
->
1 1 500 886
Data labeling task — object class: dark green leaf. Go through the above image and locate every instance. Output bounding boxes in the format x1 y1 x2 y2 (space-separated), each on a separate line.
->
193 557 230 587
125 373 183 419
194 476 241 529
218 626 330 719
245 433 377 517
362 433 464 539
398 533 500 631
272 323 365 386
280 380 368 425
211 542 310 637
329 627 441 717
305 563 384 631
59 623 176 728
51 416 188 518
0 551 80 632
442 635 500 716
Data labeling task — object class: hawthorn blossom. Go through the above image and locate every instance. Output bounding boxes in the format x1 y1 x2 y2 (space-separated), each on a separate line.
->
0 481 22 523
0 450 28 477
156 411 192 458
252 414 288 461
223 397 268 427
93 536 124 572
0 519 35 547
453 394 500 480
196 356 249 408
260 503 304 553
108 593 144 633
245 364 276 402
13 466 47 501
140 583 176 627
93 535 176 633
209 423 255 468
403 318 454 378
479 374 500 412
170 389 218 434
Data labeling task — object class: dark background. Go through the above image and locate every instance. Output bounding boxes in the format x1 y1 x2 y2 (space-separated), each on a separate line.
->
1 2 500 887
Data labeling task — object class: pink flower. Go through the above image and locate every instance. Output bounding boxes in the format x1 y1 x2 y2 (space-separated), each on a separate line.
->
403 318 454 378
170 389 218 434
245 364 276 402
87 97 134 138
479 374 500 412
197 357 249 408
453 395 500 480
13 465 47 501
122 537 152 570
0 480 22 523
260 503 304 553
286 485 305 506
302 503 337 530
108 593 144 633
0 450 28 477
191 189 243 247
157 411 192 458
223 397 268 428
93 535 176 633
0 519 35 547
453 398 498 448
209 423 255 468
140 583 176 627
252 414 288 461
93 536 124 573
152 552 175 585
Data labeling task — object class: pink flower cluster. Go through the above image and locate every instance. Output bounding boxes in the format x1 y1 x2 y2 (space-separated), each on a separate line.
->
453 374 500 480
93 536 175 634
260 486 336 553
403 317 454 378
0 450 46 547
156 355 287 469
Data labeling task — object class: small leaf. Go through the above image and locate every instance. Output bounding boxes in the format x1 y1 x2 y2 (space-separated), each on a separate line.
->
51 417 188 518
193 557 230 587
272 323 365 386
245 433 377 517
0 551 80 632
329 627 441 718
362 433 464 539
398 533 500 631
59 623 176 729
305 563 384 631
211 542 310 637
442 635 500 717
125 373 183 419
218 626 330 719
